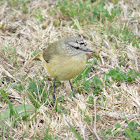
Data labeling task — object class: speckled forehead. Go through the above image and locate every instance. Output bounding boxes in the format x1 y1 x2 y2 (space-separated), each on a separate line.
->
76 37 87 46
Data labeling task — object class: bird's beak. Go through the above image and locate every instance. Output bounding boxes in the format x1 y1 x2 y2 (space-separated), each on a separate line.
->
85 48 96 53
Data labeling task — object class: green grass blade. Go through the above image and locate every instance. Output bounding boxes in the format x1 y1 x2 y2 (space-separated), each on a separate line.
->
0 104 35 125
67 121 83 140
124 129 135 140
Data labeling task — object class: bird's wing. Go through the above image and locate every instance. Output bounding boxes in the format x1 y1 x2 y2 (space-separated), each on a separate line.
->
43 41 60 63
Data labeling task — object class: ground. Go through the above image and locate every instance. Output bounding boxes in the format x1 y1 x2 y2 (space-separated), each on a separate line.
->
0 0 140 139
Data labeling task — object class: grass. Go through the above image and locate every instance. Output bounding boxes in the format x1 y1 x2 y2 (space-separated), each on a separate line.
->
103 24 140 48
7 0 30 14
105 67 140 83
124 121 140 140
0 0 140 139
50 0 121 24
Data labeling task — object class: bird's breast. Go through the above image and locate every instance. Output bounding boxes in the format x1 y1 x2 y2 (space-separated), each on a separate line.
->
44 54 87 81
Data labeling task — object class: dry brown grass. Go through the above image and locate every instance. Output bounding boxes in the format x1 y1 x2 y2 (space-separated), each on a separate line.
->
0 0 140 139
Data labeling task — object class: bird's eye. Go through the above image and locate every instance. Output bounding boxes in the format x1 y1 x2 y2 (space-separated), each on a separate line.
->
75 47 79 50
79 42 84 45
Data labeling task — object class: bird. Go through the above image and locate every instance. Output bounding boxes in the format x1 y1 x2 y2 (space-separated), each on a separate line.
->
36 35 94 100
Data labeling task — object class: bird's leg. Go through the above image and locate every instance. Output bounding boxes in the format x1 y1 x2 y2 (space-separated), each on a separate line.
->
69 80 76 98
53 78 56 101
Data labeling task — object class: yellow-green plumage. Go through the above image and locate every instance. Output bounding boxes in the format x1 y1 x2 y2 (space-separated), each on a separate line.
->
39 36 90 81
36 36 94 100
44 54 86 81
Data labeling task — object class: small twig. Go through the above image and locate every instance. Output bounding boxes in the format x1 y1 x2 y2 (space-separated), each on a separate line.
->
99 53 104 65
93 97 100 140
0 65 15 81
86 73 95 81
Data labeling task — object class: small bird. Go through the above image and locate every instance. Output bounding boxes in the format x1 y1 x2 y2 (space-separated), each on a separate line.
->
36 35 94 100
